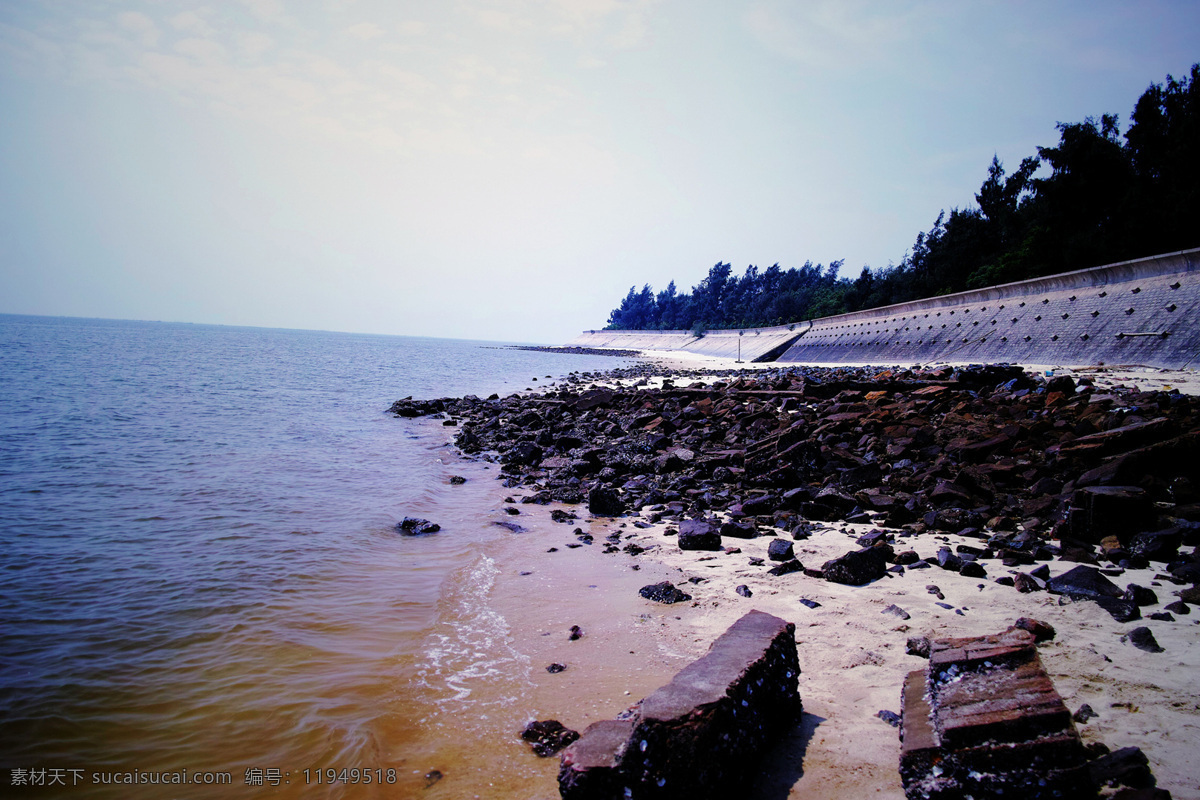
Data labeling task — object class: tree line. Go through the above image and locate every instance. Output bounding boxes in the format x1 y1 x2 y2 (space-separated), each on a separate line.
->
606 64 1199 332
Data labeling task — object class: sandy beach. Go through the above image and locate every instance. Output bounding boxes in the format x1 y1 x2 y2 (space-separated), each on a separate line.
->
400 352 1200 800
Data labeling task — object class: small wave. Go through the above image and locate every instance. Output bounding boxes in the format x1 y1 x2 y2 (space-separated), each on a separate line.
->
416 555 532 711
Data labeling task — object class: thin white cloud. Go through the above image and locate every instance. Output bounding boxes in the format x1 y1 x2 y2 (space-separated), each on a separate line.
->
345 22 385 41
397 20 428 36
117 11 160 48
170 10 216 38
236 31 274 58
0 21 66 78
609 10 647 49
744 0 924 67
239 0 286 23
175 37 228 63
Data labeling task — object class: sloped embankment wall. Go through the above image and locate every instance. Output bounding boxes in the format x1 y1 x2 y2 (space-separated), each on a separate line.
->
573 248 1200 368
566 325 804 362
776 248 1200 369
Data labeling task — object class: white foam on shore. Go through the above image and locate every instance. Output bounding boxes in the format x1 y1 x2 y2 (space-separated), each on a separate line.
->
417 553 532 708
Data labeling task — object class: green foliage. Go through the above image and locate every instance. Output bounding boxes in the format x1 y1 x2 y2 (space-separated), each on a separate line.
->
603 64 1200 330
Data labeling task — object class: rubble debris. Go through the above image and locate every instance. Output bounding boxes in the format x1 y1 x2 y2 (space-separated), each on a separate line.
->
559 610 800 799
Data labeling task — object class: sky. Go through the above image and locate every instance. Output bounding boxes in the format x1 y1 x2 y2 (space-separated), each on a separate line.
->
1 2 1197 344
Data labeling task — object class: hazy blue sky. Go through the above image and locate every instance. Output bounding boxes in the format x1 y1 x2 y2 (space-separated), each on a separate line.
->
1 1 1197 343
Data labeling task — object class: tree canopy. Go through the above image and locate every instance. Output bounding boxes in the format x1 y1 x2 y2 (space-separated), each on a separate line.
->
605 64 1200 331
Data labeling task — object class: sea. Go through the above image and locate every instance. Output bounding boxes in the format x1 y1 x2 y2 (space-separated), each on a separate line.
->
0 314 644 799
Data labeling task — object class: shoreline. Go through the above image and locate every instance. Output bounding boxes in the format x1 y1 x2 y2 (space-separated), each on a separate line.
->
399 354 1200 799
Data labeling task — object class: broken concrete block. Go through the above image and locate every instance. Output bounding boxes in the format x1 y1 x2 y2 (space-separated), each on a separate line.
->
900 627 1092 799
559 610 801 799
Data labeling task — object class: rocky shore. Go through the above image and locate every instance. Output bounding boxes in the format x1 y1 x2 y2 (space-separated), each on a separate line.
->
392 362 1198 559
391 360 1200 798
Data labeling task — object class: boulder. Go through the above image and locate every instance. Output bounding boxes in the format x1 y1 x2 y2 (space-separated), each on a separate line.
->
1123 627 1164 653
719 520 758 539
822 545 892 586
678 520 722 551
521 720 580 757
639 582 692 604
1128 527 1183 563
397 517 441 535
1045 565 1123 601
588 486 625 517
767 539 795 562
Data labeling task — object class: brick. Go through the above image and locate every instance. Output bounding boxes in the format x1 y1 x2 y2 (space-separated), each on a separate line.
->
900 626 1092 799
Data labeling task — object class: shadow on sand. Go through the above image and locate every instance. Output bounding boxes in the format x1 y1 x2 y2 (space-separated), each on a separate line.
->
749 712 827 799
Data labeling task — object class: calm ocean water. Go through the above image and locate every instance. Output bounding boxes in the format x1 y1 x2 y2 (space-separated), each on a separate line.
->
0 315 636 798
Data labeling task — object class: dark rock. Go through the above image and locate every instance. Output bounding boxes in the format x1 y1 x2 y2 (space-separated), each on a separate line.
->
822 545 892 586
1072 703 1097 723
877 709 902 728
906 636 931 658
547 663 567 673
1096 597 1142 622
1128 527 1184 563
767 539 795 562
449 475 467 485
1013 617 1057 642
936 546 963 572
522 720 580 757
1014 572 1043 593
572 388 615 410
894 550 920 565
767 559 805 576
569 625 584 641
397 517 441 535
588 486 625 517
735 584 752 598
1111 789 1173 800
424 770 443 788
639 581 692 604
1123 626 1164 653
1069 486 1153 543
741 494 779 515
960 561 987 578
883 604 911 620
494 520 527 533
1030 563 1052 581
1170 560 1200 582
1147 612 1175 621
799 598 821 609
719 520 758 539
856 530 889 548
505 441 544 466
1046 565 1123 601
678 520 722 551
1163 600 1190 615
1087 746 1155 789
1124 584 1159 607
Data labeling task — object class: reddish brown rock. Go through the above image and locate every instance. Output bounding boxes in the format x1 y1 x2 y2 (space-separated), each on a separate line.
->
900 627 1092 799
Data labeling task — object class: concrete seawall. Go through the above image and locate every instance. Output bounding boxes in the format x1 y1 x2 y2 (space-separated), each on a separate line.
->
572 248 1200 369
566 325 804 362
